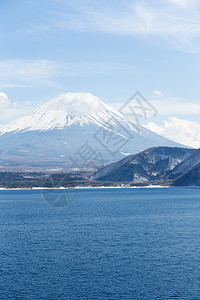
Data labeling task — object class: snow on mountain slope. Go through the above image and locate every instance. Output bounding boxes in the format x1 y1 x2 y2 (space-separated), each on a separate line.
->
0 93 186 171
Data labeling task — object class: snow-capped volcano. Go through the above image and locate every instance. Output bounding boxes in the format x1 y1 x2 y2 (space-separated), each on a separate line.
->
1 93 138 133
0 93 185 171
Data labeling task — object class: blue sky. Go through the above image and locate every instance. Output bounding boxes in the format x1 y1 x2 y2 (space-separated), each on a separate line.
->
1 0 200 147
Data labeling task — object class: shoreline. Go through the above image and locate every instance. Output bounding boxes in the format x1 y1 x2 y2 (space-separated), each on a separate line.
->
0 185 171 191
0 186 199 191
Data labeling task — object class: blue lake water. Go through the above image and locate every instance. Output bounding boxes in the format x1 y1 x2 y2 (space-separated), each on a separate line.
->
1 187 200 300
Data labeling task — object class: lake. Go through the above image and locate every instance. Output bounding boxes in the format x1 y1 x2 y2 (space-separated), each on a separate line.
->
0 187 200 300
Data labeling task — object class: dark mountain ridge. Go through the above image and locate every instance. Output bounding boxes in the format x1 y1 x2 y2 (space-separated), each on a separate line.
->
92 146 197 185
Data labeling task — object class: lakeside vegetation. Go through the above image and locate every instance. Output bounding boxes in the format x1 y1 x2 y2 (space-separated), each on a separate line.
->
0 171 172 189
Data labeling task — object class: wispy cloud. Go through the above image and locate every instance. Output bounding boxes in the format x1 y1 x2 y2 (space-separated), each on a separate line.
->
109 96 200 118
168 0 198 10
0 60 60 88
150 97 200 116
45 0 200 52
0 59 136 89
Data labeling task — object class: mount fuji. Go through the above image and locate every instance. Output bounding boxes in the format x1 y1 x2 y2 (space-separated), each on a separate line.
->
0 93 184 171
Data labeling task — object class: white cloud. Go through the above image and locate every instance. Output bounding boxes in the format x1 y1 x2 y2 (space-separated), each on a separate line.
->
0 91 35 124
153 90 163 97
145 117 200 148
0 92 11 108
